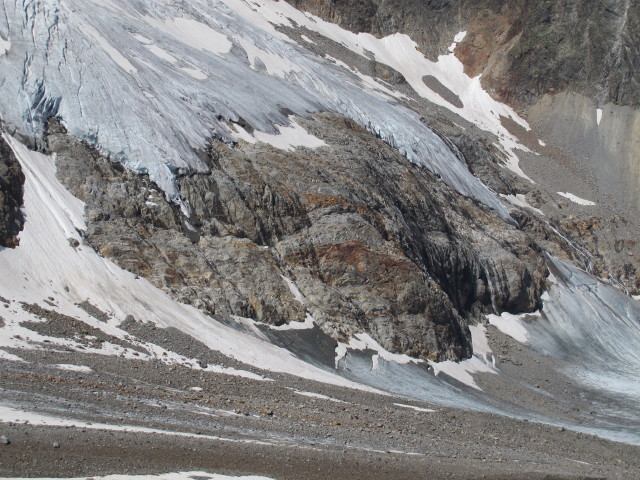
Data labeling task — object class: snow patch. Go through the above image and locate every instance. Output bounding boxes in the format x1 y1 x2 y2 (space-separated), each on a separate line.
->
0 35 10 55
557 192 596 206
281 275 304 303
448 31 466 52
300 34 315 44
179 65 209 80
75 17 137 74
145 44 178 64
336 333 422 371
538 139 546 147
596 108 603 126
326 56 406 101
0 349 25 362
293 390 348 403
394 403 436 413
487 311 536 343
259 312 315 331
469 324 493 365
236 36 304 77
6 474 275 480
500 193 544 216
429 324 496 389
232 118 326 151
53 364 93 373
145 17 233 56
428 356 495 390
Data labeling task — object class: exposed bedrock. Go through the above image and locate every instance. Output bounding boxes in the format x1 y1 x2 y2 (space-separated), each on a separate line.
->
290 0 640 108
48 115 547 362
0 133 25 248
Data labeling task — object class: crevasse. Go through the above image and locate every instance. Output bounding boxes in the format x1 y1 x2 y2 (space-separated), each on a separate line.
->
0 0 510 218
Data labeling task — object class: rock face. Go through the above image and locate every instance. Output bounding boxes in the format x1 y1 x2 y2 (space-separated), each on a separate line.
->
286 0 640 293
0 134 24 248
290 0 640 108
48 115 547 362
4 0 636 367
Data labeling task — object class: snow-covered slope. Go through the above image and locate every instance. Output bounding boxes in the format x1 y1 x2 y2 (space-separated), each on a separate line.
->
0 0 514 218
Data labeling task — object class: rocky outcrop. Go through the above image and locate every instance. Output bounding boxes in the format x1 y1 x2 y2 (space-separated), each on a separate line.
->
48 115 548 362
0 133 25 248
290 0 640 108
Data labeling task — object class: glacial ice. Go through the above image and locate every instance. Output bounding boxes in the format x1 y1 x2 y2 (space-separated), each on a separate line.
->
528 257 640 398
0 0 510 218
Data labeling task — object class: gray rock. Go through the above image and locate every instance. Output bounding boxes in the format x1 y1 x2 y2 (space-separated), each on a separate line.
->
50 113 548 362
0 134 25 248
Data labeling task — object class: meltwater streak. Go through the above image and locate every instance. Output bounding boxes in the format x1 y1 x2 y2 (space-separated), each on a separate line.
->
0 0 509 219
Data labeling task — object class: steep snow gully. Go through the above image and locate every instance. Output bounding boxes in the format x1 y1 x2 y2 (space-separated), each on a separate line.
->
1 0 640 463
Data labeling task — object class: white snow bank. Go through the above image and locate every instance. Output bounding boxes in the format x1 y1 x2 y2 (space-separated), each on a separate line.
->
281 275 305 304
261 313 315 331
0 35 9 56
428 356 495 390
300 34 315 44
293 390 348 403
5 474 275 480
236 35 305 78
179 65 209 80
469 324 493 365
53 364 93 373
596 108 603 126
428 325 496 390
145 44 178 64
0 349 25 362
232 118 326 151
335 333 422 370
144 16 233 56
0 404 273 446
448 31 467 52
393 403 436 413
500 193 544 216
557 192 596 206
487 311 536 343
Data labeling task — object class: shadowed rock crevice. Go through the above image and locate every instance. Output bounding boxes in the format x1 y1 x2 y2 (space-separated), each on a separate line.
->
291 0 640 108
0 132 25 248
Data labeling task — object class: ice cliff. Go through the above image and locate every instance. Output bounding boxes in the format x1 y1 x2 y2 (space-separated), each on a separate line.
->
0 0 511 218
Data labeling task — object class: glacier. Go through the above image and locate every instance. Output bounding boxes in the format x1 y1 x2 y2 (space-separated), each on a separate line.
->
0 0 511 218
